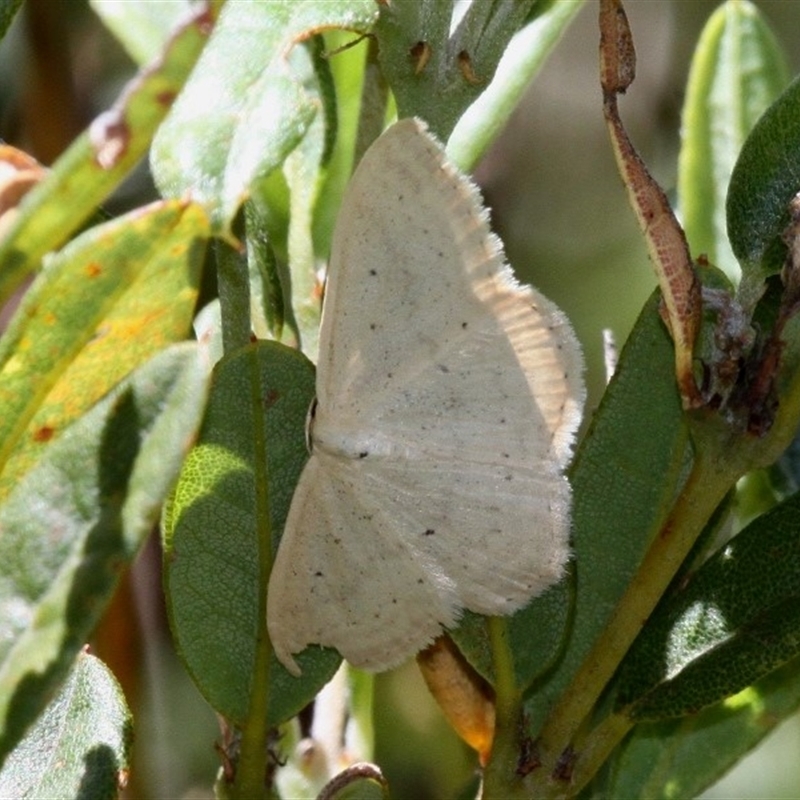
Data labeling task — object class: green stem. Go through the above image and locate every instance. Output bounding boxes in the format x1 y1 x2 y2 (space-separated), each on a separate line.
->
482 617 527 800
526 361 800 795
566 713 634 797
530 445 738 794
217 230 251 355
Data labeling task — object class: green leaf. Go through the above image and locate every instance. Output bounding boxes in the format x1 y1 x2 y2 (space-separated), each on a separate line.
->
0 3 215 307
0 652 132 800
151 0 377 234
0 200 208 499
310 28 370 263
525 294 689 733
596 653 800 798
0 343 210 765
726 74 800 281
448 0 585 172
250 35 335 359
678 0 789 285
163 341 340 726
374 0 537 141
616 489 800 721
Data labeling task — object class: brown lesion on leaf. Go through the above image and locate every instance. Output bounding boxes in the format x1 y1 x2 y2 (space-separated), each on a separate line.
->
155 91 177 107
515 719 541 777
89 110 131 170
410 40 431 74
32 425 55 442
457 50 483 85
552 745 577 783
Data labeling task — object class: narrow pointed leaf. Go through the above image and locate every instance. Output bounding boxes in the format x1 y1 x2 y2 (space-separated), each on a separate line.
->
0 2 216 306
597 653 800 798
163 341 339 726
616 489 800 720
726 74 800 278
0 343 210 765
249 35 335 357
678 0 789 284
0 200 208 499
0 652 132 800
448 0 586 172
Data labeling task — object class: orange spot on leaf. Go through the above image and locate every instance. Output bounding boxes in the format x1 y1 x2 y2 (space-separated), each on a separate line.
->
156 91 176 106
33 425 55 442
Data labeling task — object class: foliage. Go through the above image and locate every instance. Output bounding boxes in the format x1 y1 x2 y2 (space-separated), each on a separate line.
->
0 0 799 798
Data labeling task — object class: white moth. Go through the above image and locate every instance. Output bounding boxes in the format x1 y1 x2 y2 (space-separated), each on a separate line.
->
267 118 584 676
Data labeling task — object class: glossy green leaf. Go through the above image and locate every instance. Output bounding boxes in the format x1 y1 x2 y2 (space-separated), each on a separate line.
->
616 489 800 721
525 295 689 734
90 0 196 65
151 0 377 234
678 0 789 285
597 653 800 798
0 343 209 765
448 0 585 172
0 652 132 800
726 74 800 279
163 341 340 726
374 0 537 142
0 200 208 499
0 3 215 307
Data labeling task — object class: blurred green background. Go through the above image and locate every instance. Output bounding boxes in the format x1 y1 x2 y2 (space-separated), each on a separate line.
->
1 1 799 798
